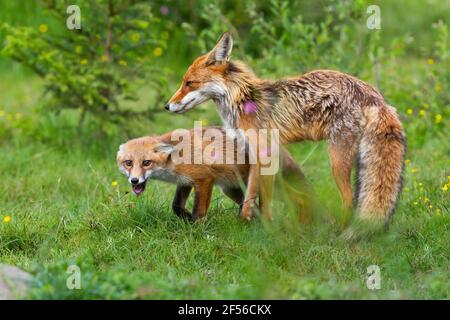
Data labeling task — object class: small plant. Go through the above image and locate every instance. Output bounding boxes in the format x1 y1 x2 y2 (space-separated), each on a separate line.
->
1 0 168 125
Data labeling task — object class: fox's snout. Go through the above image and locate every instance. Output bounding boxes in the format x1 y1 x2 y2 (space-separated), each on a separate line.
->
127 174 146 185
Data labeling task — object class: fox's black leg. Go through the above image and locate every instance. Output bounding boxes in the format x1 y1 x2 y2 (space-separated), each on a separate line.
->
172 184 192 220
221 187 245 207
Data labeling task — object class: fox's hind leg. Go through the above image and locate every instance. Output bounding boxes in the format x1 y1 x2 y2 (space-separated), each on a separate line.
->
172 185 193 220
328 140 357 227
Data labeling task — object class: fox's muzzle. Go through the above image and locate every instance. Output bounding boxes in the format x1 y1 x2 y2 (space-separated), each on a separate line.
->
128 176 147 196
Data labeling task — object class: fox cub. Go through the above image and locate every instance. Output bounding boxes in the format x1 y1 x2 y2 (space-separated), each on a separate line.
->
117 127 309 221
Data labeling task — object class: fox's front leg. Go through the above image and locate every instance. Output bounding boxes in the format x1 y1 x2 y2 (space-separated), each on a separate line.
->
192 180 213 221
240 164 259 220
172 185 193 220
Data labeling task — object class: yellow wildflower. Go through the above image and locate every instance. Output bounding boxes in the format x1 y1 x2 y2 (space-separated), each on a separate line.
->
75 46 83 54
405 159 411 165
406 109 413 115
419 109 426 117
434 114 442 124
80 59 88 65
442 184 448 192
153 47 163 57
423 103 429 109
423 197 430 203
427 58 434 65
6 114 13 121
0 110 4 117
111 181 119 188
3 215 11 223
428 205 433 209
131 33 141 43
100 55 109 62
434 84 442 93
410 168 418 174
39 24 48 33
413 201 418 206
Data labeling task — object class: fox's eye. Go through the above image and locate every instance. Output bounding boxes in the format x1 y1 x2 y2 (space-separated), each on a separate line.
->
142 160 152 167
124 160 132 167
185 80 194 87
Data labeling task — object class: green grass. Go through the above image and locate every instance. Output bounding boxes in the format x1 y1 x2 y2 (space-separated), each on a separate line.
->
0 70 448 299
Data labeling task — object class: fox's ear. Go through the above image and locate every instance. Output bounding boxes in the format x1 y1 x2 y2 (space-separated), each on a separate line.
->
117 144 125 159
206 32 233 65
153 142 175 154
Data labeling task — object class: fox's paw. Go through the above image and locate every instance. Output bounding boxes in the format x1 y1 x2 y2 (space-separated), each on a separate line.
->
174 207 193 222
239 200 258 221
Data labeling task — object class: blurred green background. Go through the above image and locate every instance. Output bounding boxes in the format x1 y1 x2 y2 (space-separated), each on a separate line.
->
0 0 448 299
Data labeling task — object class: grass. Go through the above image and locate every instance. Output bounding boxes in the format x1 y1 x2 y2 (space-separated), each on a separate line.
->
0 68 448 299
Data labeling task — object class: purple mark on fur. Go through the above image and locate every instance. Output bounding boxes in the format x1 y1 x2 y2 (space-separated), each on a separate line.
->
244 100 257 114
259 147 271 158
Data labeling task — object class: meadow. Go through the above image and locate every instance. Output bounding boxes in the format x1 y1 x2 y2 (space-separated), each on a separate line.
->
0 0 448 299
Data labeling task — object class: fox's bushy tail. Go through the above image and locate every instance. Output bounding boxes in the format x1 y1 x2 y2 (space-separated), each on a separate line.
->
355 105 406 222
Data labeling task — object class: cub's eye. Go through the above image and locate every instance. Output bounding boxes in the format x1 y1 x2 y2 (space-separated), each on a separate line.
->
185 80 194 87
142 160 152 167
124 160 132 167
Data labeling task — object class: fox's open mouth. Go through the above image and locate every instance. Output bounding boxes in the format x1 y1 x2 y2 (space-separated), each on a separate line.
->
132 180 147 196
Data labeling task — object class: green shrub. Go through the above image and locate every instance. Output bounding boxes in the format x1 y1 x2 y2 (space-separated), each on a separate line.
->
1 0 168 125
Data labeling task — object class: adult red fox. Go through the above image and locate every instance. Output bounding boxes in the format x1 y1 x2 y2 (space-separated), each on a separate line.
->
165 32 405 229
117 127 309 221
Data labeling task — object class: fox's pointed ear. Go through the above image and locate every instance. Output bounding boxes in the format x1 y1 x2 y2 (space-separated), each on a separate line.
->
153 142 175 154
117 144 125 159
206 32 233 65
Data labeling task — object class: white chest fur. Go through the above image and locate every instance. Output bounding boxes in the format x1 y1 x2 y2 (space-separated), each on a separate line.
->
147 167 192 186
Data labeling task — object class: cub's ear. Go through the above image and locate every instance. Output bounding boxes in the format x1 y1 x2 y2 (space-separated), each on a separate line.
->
153 142 175 154
117 144 125 160
206 32 233 65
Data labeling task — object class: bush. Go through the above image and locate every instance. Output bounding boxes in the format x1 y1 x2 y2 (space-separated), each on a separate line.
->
1 0 169 125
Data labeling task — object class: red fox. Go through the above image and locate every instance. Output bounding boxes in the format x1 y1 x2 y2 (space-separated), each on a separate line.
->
165 32 405 229
117 127 310 221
